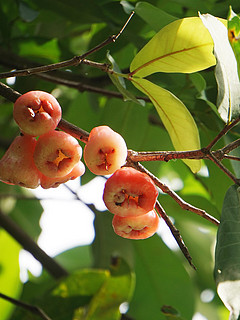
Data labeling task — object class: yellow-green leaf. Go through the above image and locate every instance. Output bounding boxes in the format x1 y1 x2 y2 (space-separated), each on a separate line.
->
0 230 22 320
129 17 216 78
131 78 201 173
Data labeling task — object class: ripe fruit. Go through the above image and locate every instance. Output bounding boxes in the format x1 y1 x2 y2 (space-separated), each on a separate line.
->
34 130 82 178
103 167 158 217
112 210 159 239
41 161 85 189
13 91 62 136
0 135 41 188
84 126 127 175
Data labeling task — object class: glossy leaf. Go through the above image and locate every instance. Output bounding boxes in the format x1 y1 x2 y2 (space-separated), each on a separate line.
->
228 7 240 79
129 17 216 78
0 230 22 320
200 13 240 123
131 78 201 172
215 185 240 320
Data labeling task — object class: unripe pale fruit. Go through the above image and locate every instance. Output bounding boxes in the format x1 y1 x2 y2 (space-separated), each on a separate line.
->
34 130 82 178
41 161 85 189
84 126 127 175
112 210 159 239
13 91 62 136
103 167 158 217
0 135 41 188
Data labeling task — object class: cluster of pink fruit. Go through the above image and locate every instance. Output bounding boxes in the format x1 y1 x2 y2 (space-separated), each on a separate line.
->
84 126 160 240
0 90 159 239
0 91 85 189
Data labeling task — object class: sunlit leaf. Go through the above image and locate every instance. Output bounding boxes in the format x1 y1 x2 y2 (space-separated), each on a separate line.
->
0 230 22 320
215 185 240 320
200 13 240 123
129 17 216 78
131 78 201 173
228 7 240 79
53 269 109 297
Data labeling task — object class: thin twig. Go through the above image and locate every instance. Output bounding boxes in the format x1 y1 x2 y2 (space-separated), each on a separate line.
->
155 201 196 270
207 152 240 184
205 117 240 149
220 138 240 154
58 119 89 143
37 72 150 102
0 12 135 79
223 155 240 161
0 293 52 320
127 149 206 162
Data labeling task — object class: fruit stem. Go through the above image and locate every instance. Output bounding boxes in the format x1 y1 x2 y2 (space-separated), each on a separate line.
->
155 201 196 270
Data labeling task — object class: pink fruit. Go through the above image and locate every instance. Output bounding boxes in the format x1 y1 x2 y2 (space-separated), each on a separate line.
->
103 167 158 217
84 126 127 175
13 91 62 136
112 210 159 239
41 161 85 189
0 135 41 188
34 130 82 178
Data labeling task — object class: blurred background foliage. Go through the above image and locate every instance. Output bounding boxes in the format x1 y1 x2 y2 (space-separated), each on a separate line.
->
0 0 240 319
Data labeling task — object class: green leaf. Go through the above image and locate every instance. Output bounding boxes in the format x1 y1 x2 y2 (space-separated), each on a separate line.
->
0 230 22 320
129 17 216 78
134 2 177 32
106 52 145 106
92 211 134 269
128 236 195 320
228 7 240 80
131 78 201 172
13 269 109 320
19 1 39 22
53 269 109 297
214 185 240 320
200 13 240 123
82 257 135 320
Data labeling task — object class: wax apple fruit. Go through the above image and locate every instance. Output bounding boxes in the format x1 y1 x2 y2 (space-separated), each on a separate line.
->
103 167 158 216
13 91 62 136
84 126 127 175
112 210 159 239
34 130 82 178
40 161 85 189
0 135 41 188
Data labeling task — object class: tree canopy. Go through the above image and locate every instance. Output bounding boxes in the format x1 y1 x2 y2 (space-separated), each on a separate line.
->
1 1 240 319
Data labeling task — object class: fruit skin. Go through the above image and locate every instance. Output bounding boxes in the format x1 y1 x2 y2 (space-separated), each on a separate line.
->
41 161 85 189
112 210 159 239
103 167 158 217
13 91 62 136
0 135 42 188
34 130 82 178
84 126 127 175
